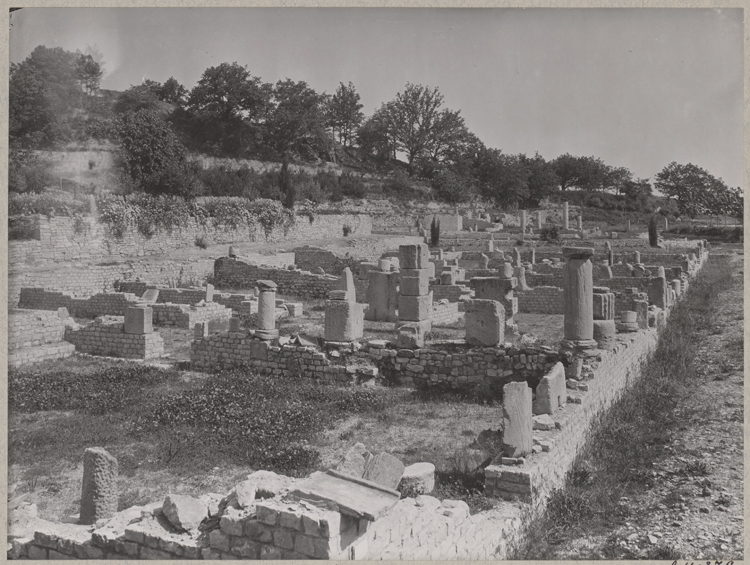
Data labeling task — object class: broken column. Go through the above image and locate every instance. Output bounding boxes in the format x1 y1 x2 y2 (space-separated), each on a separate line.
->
366 261 398 322
647 274 669 309
501 381 532 458
205 283 214 302
472 273 518 334
671 279 681 298
592 287 616 350
616 311 639 332
325 290 364 342
80 447 118 525
577 215 583 231
255 280 279 340
537 210 544 228
563 202 569 230
336 267 357 302
396 243 432 347
464 299 505 346
560 247 597 353
520 210 527 233
532 362 566 415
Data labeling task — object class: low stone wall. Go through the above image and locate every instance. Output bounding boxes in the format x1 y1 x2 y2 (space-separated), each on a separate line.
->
8 309 75 368
293 247 362 276
516 286 565 315
429 302 462 326
10 213 372 268
64 317 164 360
430 284 471 303
152 302 233 329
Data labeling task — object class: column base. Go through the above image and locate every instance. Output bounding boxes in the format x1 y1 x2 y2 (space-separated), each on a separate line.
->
559 339 599 357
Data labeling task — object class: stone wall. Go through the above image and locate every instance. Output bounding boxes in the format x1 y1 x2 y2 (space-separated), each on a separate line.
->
64 317 164 360
152 302 233 329
8 309 76 368
516 286 565 314
10 213 372 268
430 284 471 303
293 247 362 276
429 302 462 326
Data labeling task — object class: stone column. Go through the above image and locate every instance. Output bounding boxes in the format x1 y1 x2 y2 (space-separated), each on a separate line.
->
537 210 544 228
520 210 527 233
592 287 616 350
560 247 597 352
577 215 583 231
563 202 569 230
396 243 432 348
325 290 364 342
530 248 536 264
671 279 681 298
513 248 521 267
502 381 532 457
256 280 279 339
80 447 118 525
664 217 669 231
626 219 631 232
633 250 641 264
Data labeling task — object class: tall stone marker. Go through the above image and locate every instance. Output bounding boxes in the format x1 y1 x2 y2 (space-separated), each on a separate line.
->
560 247 597 353
336 267 357 302
80 447 118 525
502 381 532 458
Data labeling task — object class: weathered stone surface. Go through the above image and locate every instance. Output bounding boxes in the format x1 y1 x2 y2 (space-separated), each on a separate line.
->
246 470 295 499
398 293 432 322
533 362 566 414
229 317 241 331
398 462 435 495
335 443 373 479
140 289 159 304
233 480 258 508
362 452 406 490
465 299 504 347
532 414 555 430
124 307 153 335
162 494 208 532
80 447 118 525
256 288 277 330
593 319 616 350
395 322 426 349
336 267 357 302
502 381 532 457
366 270 398 322
562 247 595 344
399 269 430 296
325 300 365 342
399 244 430 269
592 291 615 321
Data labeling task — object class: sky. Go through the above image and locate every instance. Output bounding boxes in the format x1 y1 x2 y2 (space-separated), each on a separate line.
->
9 7 744 189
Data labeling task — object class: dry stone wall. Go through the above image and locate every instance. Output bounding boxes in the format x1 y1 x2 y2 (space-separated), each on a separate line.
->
8 309 76 368
64 317 164 359
516 286 565 314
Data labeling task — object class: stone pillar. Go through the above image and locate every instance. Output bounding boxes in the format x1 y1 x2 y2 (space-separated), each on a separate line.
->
205 283 214 303
537 210 544 228
513 266 530 291
592 287 616 350
563 202 569 230
325 291 364 342
633 250 640 264
664 217 669 231
366 262 398 322
560 247 597 352
501 262 514 278
124 307 153 335
465 299 505 346
194 322 208 339
626 219 631 232
486 236 494 253
520 210 527 233
577 215 583 231
256 280 279 339
513 248 521 267
671 279 681 298
530 248 536 264
336 267 357 302
502 381 532 458
616 311 639 332
648 275 668 310
80 447 118 525
396 244 432 346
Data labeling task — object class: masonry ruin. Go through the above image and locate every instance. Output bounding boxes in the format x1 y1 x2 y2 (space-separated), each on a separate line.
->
8 203 713 560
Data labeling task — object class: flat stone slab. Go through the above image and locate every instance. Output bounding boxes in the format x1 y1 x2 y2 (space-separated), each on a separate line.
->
289 470 400 521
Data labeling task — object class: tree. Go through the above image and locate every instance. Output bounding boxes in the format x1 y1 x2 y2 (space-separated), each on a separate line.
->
551 153 609 191
115 82 162 114
386 83 445 172
473 148 530 209
430 169 474 204
357 103 397 163
327 82 364 148
620 177 652 207
159 77 188 106
266 79 330 161
75 53 102 96
185 62 272 156
654 162 733 219
518 153 559 207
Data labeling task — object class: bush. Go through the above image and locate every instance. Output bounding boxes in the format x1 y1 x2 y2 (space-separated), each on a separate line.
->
8 216 39 240
9 192 89 217
194 235 208 249
343 224 352 237
431 169 473 204
339 171 367 198
540 225 560 244
9 147 55 194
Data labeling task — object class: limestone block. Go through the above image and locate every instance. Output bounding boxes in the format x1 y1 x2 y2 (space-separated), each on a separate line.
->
592 291 615 320
336 443 373 479
366 271 398 322
249 339 268 360
472 277 515 301
399 244 430 269
162 494 208 533
205 284 214 302
285 302 304 317
593 319 616 350
465 299 505 346
325 300 365 342
671 279 681 297
362 452 406 490
194 322 208 339
140 289 159 304
399 463 435 495
399 269 430 296
395 322 426 349
336 267 357 302
80 447 118 525
426 261 436 279
502 382 532 458
229 317 241 332
124 307 153 335
440 271 457 285
398 293 432 322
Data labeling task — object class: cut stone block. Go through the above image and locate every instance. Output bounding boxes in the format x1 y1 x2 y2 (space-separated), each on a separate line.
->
472 277 515 301
205 284 214 302
398 293 432 322
399 269 430 296
533 362 566 414
162 494 208 532
592 291 615 321
194 322 208 339
80 447 118 525
366 271 398 322
124 307 153 335
336 267 357 302
502 381 532 458
440 270 457 285
398 462 435 495
336 443 373 479
57 307 70 319
229 317 241 332
325 300 365 342
140 289 159 304
532 414 555 431
362 453 406 490
285 302 304 317
465 299 505 347
398 243 430 269
395 322 426 349
593 319 616 350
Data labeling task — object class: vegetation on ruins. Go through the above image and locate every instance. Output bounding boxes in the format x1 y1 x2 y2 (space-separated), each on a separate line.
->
7 44 742 223
430 215 441 246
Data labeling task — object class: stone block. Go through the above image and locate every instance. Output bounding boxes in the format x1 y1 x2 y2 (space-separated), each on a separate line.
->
592 291 615 320
336 443 373 479
502 381 532 458
399 244 430 269
362 452 406 490
472 277 515 301
399 269 430 296
336 267 357 302
398 293 432 322
366 271 399 322
440 270 457 285
465 299 504 347
398 462 435 495
395 322 427 349
229 317 241 331
285 302 304 317
593 319 616 350
80 447 118 525
194 322 208 339
162 494 208 532
533 362 566 414
140 289 159 304
124 307 153 335
325 300 365 342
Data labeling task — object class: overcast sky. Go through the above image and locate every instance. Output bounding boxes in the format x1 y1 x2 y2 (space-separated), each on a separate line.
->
9 7 744 189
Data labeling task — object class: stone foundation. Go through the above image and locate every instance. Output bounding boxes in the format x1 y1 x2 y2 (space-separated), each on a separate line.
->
64 317 164 359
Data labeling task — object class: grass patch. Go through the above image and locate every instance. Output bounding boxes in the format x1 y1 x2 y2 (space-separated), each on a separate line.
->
512 256 735 559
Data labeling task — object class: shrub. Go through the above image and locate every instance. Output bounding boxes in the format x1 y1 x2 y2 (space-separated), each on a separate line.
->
343 224 352 237
431 169 473 204
540 225 560 244
339 171 367 198
8 147 55 194
194 235 208 249
9 192 89 217
8 216 39 240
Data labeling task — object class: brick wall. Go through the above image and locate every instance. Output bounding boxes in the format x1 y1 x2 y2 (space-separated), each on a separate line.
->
152 302 233 329
430 302 461 326
64 317 164 359
516 286 565 314
9 213 372 268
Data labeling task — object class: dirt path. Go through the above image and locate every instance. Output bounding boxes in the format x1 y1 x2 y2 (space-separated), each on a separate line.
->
534 249 744 559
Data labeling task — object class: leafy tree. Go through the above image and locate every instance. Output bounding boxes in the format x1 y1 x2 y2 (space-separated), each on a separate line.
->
8 143 55 193
357 104 397 163
518 153 559 207
185 62 272 156
113 109 194 196
654 162 734 219
266 79 330 162
473 148 530 209
74 53 103 96
552 153 609 191
159 77 188 105
619 177 652 208
115 82 162 114
385 83 445 172
327 82 364 148
430 168 474 204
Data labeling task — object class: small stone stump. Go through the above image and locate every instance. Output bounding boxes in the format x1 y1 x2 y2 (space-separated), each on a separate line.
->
502 381 532 458
325 290 364 342
80 447 118 525
616 311 639 332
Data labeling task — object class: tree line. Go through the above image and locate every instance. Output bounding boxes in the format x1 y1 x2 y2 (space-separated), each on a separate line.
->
9 45 742 220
